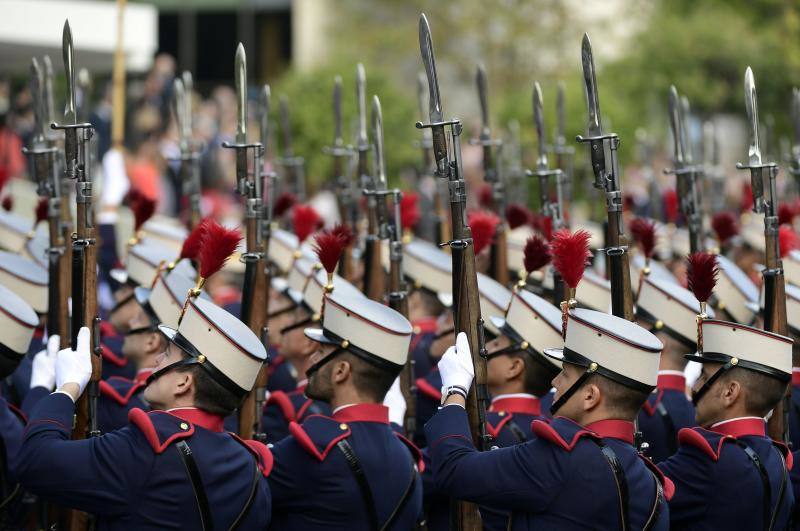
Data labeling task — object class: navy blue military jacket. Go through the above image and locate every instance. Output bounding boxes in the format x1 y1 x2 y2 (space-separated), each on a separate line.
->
268 402 424 530
13 393 272 530
266 348 298 393
788 373 800 451
425 405 672 530
638 372 695 463
261 383 331 443
96 370 152 432
658 417 793 530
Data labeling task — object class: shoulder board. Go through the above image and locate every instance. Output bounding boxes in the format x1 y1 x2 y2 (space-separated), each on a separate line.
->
772 440 794 471
264 390 297 421
677 427 736 461
288 415 351 462
128 408 195 453
99 378 145 406
486 411 513 440
393 431 425 473
100 343 127 367
638 454 675 501
416 376 441 401
640 390 663 417
230 432 274 477
531 417 599 451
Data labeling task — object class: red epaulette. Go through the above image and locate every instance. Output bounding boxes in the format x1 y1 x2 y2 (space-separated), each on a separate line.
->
99 320 119 338
230 433 274 477
639 454 675 501
264 391 296 421
531 418 599 451
677 427 794 470
128 408 195 453
100 343 127 367
288 415 351 462
99 378 145 406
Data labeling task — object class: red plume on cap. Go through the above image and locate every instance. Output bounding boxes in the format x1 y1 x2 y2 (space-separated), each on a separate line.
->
273 192 297 218
468 210 500 255
711 211 738 245
35 198 49 225
623 193 635 213
550 229 592 289
523 234 550 274
292 204 322 243
197 221 241 280
400 192 421 230
686 252 718 304
1 196 12 212
779 203 797 226
780 225 799 258
313 226 348 275
478 184 494 210
505 203 532 230
179 217 211 261
128 189 157 232
630 218 657 260
663 188 678 224
530 213 553 241
740 181 754 213
331 223 355 248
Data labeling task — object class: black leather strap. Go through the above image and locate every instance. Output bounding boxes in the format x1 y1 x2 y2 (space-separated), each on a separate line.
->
229 460 260 530
655 402 678 455
771 446 788 531
381 457 418 530
175 440 214 531
506 420 529 443
337 439 380 531
642 468 664 531
591 440 629 531
735 440 771 530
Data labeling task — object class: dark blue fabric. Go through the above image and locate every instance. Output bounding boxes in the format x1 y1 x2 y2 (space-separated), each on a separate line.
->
638 389 696 463
96 378 149 433
789 385 800 453
261 389 331 444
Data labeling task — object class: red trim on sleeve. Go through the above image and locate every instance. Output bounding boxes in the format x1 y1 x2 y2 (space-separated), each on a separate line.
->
416 377 441 401
640 390 663 417
393 431 425 473
230 433 274 477
100 343 127 367
264 391 296 421
773 440 793 471
639 454 675 501
128 408 195 454
486 413 513 440
288 420 350 462
100 320 119 338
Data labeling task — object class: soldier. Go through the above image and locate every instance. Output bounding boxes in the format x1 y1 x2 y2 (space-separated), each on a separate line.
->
268 291 424 529
658 319 794 528
636 274 711 462
425 310 672 529
13 296 272 529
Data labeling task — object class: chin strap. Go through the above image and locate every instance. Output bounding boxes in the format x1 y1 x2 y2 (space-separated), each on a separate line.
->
305 347 346 379
549 362 599 416
691 359 736 406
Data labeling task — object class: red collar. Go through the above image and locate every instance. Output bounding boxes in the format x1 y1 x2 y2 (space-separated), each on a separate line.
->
333 403 389 424
134 369 154 384
710 417 766 438
792 369 800 387
657 373 686 393
585 419 635 444
168 408 225 432
412 316 439 334
33 327 45 340
489 395 541 416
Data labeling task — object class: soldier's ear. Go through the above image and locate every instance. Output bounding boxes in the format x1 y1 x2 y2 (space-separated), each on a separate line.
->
721 378 742 406
174 370 193 397
331 359 352 384
506 357 525 381
583 383 602 411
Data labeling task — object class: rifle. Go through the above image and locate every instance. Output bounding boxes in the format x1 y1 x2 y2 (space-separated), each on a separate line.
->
552 81 574 224
575 34 634 321
221 44 269 441
278 96 306 201
417 14 488 530
172 72 202 230
323 76 355 280
358 64 385 301
370 95 415 437
665 86 703 254
470 65 508 285
417 71 450 245
736 67 789 442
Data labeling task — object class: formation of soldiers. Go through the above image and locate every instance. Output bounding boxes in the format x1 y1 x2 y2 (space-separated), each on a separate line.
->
4 8 800 531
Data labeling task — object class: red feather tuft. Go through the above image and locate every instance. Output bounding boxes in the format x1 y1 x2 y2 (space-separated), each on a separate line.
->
505 203 532 230
132 196 157 232
292 204 322 243
711 212 738 245
686 252 718 303
468 210 500 255
530 213 553 241
197 220 241 279
780 225 799 258
523 234 551 273
331 223 355 247
273 192 297 218
549 229 592 289
35 197 49 224
313 227 347 274
623 193 635 212
478 184 494 210
1 196 12 212
179 217 211 261
400 192 421 230
740 181 754 213
663 188 679 223
630 218 657 259
779 203 797 226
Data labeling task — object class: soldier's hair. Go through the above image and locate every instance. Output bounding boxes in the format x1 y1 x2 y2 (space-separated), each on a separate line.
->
508 351 558 397
585 374 650 419
341 352 397 402
720 367 787 417
416 290 445 317
178 364 242 417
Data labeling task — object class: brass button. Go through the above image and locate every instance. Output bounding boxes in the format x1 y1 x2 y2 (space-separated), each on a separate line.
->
180 422 189 430
498 411 505 417
339 423 348 430
197 354 206 363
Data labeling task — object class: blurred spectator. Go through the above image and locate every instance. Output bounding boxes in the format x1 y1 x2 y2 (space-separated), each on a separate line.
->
0 82 26 182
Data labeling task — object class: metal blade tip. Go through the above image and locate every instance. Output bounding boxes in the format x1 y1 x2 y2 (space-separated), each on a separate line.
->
745 66 754 85
372 94 381 114
357 63 365 80
582 33 591 48
262 84 270 98
534 81 542 102
236 43 245 61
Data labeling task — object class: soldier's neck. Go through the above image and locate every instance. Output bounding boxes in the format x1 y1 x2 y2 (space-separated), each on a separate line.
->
329 386 379 411
489 380 526 398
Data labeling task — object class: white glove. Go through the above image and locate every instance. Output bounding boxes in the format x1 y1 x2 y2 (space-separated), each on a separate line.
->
383 376 407 426
30 335 61 390
99 148 130 216
56 327 92 396
438 332 474 393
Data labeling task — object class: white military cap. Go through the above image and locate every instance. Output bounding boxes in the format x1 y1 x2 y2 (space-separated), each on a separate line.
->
114 241 176 287
403 239 452 295
784 250 800 288
630 253 677 285
545 308 663 390
0 282 39 355
785 284 800 336
671 227 691 258
140 217 188 255
576 269 611 312
23 230 48 270
302 267 365 317
714 254 758 324
305 291 412 372
282 256 317 305
158 297 267 397
740 214 766 252
685 319 792 380
506 225 534 274
489 289 562 370
134 269 211 329
0 250 47 314
637 275 715 347
0 210 33 253
268 228 299 274
476 273 512 336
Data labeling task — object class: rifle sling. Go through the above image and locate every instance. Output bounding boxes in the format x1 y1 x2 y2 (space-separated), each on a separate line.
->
655 402 678 455
734 439 786 531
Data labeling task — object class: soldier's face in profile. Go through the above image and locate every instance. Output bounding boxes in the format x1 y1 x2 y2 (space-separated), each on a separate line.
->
305 344 337 402
691 362 724 427
144 343 189 409
109 291 138 333
279 308 313 360
486 335 513 387
551 362 583 420
121 305 152 362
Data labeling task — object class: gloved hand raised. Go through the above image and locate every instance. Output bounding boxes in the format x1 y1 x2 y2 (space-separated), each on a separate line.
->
30 334 61 390
56 327 92 399
382 376 407 427
437 332 474 394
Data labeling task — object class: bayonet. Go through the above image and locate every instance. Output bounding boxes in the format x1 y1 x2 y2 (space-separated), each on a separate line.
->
173 78 188 150
372 95 387 191
534 82 547 171
680 95 693 164
333 76 344 147
477 64 490 139
30 58 45 146
581 34 603 138
357 64 368 151
556 81 566 147
63 21 76 126
668 86 686 165
43 55 55 138
418 14 448 176
235 43 247 145
260 84 271 157
745 67 762 167
529 82 564 233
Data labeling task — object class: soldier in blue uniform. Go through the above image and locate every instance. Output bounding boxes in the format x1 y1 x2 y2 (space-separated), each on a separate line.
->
425 308 673 529
13 295 272 529
268 291 424 529
636 274 708 462
658 318 794 529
